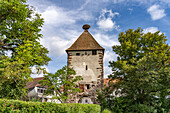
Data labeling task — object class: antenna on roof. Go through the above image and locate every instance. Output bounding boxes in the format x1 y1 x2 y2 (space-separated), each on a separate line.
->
82 24 90 31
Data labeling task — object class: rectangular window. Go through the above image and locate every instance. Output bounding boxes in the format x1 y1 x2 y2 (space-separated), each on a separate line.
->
38 89 41 93
86 65 88 70
76 53 80 56
86 84 90 89
92 50 97 55
85 99 88 103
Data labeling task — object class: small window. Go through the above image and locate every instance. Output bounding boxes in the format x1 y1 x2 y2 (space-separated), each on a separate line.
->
85 99 88 103
38 89 41 93
44 98 47 102
86 84 90 89
85 52 87 55
86 65 88 70
92 50 97 55
76 53 80 56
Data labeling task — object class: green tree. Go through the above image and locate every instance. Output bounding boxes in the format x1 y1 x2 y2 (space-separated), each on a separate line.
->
0 0 51 99
108 28 169 112
39 66 83 103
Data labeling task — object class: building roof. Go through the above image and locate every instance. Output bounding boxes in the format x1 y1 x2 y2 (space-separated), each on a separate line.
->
66 24 104 51
104 78 119 86
26 77 45 89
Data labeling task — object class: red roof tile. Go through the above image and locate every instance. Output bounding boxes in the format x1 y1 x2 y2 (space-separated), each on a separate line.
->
104 78 118 86
26 77 45 89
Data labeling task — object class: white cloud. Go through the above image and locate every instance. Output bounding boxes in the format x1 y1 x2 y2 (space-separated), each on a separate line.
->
103 51 116 78
143 27 159 34
94 33 120 48
104 66 112 78
5 51 12 57
128 8 133 14
40 5 92 27
113 0 125 4
31 66 49 78
104 51 115 63
97 18 117 30
147 4 166 20
143 27 163 35
40 36 76 56
78 0 91 11
97 9 119 31
41 6 75 26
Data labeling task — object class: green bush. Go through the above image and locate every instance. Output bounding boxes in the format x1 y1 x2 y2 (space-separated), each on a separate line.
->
102 109 112 113
0 99 101 113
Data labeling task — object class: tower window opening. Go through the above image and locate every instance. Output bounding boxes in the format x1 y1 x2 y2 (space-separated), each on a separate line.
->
86 65 88 70
86 84 90 89
76 53 80 56
92 50 97 55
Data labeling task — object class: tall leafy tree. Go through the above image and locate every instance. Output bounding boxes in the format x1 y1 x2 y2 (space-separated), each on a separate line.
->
108 28 169 112
0 0 51 99
39 66 83 103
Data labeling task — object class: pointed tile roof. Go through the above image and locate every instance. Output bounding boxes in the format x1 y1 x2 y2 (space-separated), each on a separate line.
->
66 24 104 51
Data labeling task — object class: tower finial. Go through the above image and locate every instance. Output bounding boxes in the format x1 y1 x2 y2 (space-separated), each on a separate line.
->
82 24 90 31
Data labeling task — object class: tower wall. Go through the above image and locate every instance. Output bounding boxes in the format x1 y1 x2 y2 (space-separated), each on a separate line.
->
66 24 104 104
67 50 104 103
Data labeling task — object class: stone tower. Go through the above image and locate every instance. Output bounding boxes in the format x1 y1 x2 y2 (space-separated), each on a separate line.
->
66 24 104 104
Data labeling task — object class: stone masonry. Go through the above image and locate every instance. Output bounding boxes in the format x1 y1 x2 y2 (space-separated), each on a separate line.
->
66 24 104 104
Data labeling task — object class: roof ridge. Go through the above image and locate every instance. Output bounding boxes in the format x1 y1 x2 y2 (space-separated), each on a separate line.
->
66 29 104 51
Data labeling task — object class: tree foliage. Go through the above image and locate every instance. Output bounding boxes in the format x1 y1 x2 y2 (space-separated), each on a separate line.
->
0 0 51 99
99 28 169 112
39 66 83 103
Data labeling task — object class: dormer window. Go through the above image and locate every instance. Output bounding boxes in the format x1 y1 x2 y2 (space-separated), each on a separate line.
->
92 50 97 55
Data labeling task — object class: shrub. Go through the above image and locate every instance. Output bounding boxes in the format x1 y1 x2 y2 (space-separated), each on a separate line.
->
0 99 101 113
102 109 112 113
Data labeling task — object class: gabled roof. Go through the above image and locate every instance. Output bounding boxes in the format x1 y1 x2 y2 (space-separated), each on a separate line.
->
26 77 45 89
66 24 104 51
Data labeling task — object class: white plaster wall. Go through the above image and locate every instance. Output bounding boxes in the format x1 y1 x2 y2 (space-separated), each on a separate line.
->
28 87 61 103
47 99 61 103
81 97 93 104
28 87 37 97
69 50 103 84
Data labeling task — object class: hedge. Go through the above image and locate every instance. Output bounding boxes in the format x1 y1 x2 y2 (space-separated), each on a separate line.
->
0 99 101 113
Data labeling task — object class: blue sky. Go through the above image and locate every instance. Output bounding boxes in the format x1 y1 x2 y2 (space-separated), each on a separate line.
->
28 0 170 78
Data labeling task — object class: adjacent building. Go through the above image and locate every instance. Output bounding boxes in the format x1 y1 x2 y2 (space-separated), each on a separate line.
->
26 77 60 103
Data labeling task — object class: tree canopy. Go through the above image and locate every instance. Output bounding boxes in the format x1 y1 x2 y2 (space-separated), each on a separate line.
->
39 66 83 103
99 28 169 112
0 0 51 99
